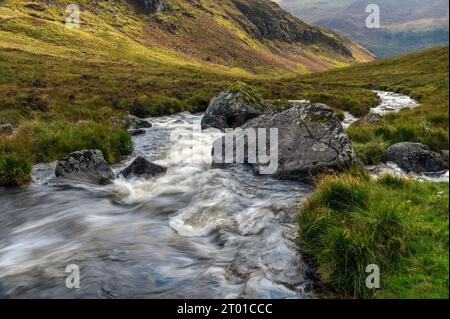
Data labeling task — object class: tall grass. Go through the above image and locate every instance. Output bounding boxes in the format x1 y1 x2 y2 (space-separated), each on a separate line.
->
298 172 449 298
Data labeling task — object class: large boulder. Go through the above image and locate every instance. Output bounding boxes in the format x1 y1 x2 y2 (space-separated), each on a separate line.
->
212 102 362 181
120 156 167 179
201 82 268 130
55 150 115 185
381 142 449 173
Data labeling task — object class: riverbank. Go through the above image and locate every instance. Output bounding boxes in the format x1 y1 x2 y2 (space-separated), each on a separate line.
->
299 171 449 299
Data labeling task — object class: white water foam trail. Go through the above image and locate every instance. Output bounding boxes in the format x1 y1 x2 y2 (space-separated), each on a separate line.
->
342 90 419 128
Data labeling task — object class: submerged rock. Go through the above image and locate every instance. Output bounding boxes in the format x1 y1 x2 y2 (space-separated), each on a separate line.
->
212 102 362 181
201 82 267 130
0 123 13 135
55 150 114 185
128 128 146 136
381 142 449 173
120 156 167 179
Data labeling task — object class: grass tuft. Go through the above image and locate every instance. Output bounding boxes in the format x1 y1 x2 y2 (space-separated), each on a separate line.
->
0 155 31 186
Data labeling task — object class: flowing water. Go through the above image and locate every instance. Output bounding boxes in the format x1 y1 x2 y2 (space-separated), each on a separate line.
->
343 90 419 128
0 112 315 299
0 91 445 299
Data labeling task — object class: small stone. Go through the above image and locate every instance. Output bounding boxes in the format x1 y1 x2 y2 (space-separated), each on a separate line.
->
0 123 13 135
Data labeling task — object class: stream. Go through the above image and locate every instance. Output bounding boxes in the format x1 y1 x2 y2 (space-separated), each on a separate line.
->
0 91 445 299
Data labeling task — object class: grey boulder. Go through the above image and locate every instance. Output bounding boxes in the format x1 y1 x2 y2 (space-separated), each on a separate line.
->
201 83 267 130
381 142 449 173
110 114 152 130
121 156 167 179
441 150 449 167
55 150 115 185
212 102 362 181
128 128 146 136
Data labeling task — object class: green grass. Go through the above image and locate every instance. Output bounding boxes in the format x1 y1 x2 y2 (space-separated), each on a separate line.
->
0 154 31 186
0 119 132 186
298 171 449 299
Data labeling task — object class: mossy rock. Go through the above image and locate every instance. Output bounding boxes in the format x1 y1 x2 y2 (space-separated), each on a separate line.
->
228 82 266 112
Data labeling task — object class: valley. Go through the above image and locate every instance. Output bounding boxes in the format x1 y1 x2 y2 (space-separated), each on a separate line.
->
279 0 449 58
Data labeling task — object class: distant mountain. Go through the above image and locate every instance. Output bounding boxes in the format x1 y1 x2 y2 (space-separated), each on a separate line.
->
278 0 449 58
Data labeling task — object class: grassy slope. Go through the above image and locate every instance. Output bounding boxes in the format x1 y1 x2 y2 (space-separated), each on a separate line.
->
0 0 375 126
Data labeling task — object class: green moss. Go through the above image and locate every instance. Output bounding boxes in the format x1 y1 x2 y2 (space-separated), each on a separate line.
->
228 81 266 111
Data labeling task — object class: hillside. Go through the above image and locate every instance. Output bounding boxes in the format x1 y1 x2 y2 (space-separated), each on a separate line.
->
279 0 449 57
0 0 373 75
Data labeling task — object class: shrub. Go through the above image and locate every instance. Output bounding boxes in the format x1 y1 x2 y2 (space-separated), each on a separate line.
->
0 155 32 186
186 95 210 113
334 109 345 121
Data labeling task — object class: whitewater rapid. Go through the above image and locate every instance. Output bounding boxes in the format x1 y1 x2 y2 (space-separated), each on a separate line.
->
0 112 315 299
